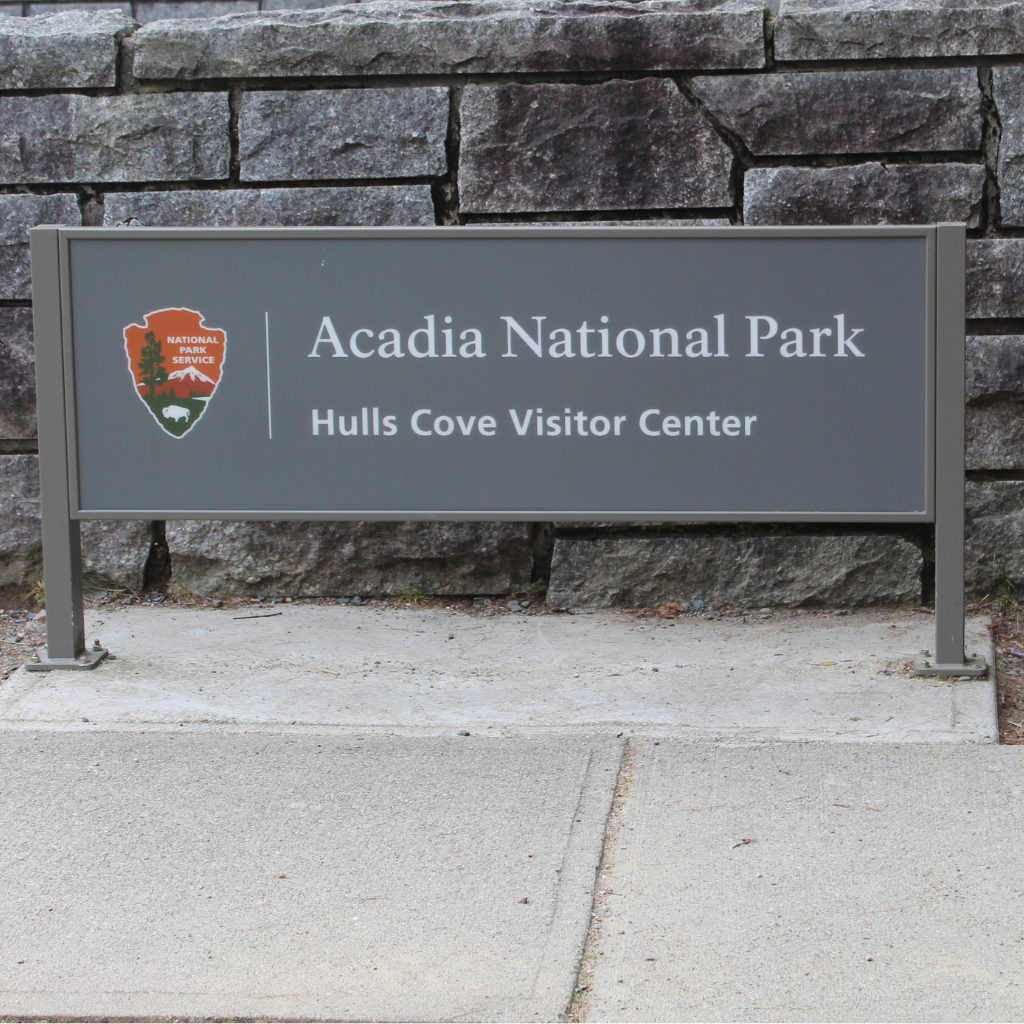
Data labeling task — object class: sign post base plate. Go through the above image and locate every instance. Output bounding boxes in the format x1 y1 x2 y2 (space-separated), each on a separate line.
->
26 648 108 672
913 653 988 677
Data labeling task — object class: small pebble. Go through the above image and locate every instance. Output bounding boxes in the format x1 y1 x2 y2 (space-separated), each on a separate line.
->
507 600 523 612
457 730 470 736
81 717 88 723
352 596 363 606
448 634 454 640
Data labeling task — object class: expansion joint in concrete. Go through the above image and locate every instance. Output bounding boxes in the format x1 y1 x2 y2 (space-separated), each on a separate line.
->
565 737 636 1023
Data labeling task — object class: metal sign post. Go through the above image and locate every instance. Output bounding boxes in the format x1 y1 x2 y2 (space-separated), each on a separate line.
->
30 228 101 669
915 223 985 675
27 224 984 676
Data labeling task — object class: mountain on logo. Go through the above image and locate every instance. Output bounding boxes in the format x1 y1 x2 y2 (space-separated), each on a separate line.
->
168 365 216 386
123 308 227 438
162 362 218 400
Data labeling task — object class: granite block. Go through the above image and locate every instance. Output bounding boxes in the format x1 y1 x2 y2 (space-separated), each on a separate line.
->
776 0 1024 61
239 88 448 181
461 79 732 213
132 0 767 80
0 93 230 184
744 163 985 225
691 69 981 155
0 8 132 87
547 533 923 608
0 193 79 299
104 185 435 226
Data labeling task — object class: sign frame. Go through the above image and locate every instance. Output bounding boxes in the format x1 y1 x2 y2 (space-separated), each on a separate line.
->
27 224 984 676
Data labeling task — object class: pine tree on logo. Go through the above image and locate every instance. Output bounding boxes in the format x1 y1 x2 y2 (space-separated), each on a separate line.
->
137 331 168 396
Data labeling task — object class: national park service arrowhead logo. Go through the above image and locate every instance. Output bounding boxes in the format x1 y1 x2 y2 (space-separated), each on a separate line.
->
124 308 226 438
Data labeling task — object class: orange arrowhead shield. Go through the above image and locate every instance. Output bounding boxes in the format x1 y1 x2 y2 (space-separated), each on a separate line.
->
123 308 226 438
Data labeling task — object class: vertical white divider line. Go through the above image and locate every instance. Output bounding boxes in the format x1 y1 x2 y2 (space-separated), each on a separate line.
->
265 311 273 440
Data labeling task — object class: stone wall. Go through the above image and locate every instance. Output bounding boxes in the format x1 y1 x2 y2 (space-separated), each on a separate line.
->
0 0 1022 607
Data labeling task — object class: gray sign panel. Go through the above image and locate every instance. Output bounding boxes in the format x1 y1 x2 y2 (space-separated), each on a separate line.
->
59 227 933 519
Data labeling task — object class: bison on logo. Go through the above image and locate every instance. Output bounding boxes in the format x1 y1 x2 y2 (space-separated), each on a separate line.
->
124 309 226 438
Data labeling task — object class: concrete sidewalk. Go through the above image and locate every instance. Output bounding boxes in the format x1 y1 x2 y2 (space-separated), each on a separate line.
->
580 742 1024 1023
0 605 1016 1023
0 604 997 742
0 731 621 1021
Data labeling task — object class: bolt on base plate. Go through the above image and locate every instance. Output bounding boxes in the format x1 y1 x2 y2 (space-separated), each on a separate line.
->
913 653 988 677
25 647 108 672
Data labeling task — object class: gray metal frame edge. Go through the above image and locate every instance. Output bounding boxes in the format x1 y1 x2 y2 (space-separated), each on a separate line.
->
57 224 937 524
32 226 86 662
934 222 968 667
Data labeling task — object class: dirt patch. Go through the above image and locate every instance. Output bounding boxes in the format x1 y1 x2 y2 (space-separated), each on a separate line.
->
990 605 1024 744
0 607 45 679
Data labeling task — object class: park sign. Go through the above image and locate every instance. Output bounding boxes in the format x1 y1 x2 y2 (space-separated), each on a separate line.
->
50 227 933 517
29 225 982 675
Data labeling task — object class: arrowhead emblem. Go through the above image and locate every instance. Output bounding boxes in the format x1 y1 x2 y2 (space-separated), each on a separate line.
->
123 308 226 438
